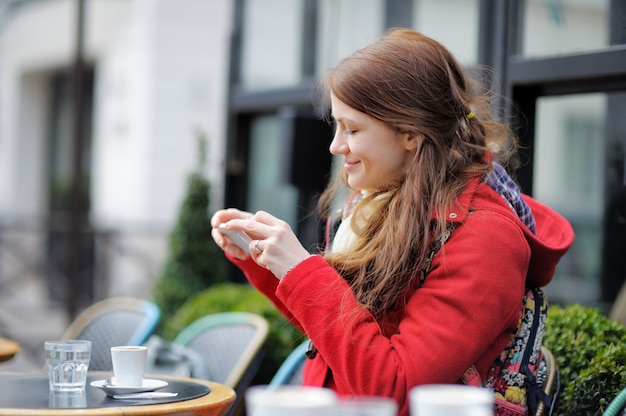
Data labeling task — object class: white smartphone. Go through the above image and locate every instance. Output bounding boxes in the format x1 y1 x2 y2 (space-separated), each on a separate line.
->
218 224 252 254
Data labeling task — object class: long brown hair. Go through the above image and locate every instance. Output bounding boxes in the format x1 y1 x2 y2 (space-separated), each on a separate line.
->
317 29 516 317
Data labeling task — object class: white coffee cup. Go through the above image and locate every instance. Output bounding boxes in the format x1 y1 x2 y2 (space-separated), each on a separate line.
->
110 346 148 387
246 385 338 416
335 396 398 416
409 384 494 416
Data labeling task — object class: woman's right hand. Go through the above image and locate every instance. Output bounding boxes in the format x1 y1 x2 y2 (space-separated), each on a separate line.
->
211 208 255 260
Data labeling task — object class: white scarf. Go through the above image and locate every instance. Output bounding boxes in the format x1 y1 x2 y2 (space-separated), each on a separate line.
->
331 191 387 254
332 214 359 253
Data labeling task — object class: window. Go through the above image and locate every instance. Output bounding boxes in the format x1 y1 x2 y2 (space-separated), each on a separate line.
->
523 0 610 58
240 0 305 90
412 0 480 65
316 0 385 75
247 115 299 227
534 93 626 306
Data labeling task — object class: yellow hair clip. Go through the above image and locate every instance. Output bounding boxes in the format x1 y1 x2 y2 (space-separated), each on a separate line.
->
466 112 475 120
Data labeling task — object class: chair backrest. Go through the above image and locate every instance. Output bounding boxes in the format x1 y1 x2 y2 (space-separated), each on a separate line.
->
603 386 626 416
172 311 269 416
535 346 559 416
61 297 161 371
172 311 269 388
610 281 626 326
269 339 309 387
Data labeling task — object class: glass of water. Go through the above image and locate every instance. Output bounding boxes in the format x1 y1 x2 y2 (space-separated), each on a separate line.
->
44 340 92 392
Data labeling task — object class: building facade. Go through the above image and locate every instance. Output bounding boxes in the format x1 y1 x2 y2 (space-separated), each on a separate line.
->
0 0 623 315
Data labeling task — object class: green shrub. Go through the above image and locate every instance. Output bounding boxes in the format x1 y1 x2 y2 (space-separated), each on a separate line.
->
161 282 305 384
543 304 626 415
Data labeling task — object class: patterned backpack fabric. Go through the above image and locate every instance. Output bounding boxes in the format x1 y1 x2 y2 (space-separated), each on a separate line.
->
461 287 550 415
423 224 552 416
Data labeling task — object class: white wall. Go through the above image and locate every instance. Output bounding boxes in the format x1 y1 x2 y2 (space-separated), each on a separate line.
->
91 0 233 297
0 0 234 300
0 0 133 219
92 0 232 228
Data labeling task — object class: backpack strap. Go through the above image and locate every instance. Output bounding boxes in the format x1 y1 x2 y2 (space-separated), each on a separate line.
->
420 222 457 286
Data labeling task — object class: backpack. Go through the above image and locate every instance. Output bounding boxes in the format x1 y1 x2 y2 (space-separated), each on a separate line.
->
423 224 552 416
461 288 550 415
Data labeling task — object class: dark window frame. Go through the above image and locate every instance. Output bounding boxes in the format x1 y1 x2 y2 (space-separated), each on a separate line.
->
480 0 626 193
226 0 626 209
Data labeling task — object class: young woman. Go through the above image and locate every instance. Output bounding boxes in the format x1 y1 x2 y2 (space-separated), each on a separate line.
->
211 29 574 416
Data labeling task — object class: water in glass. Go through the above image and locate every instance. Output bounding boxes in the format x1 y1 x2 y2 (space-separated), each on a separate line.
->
45 340 91 392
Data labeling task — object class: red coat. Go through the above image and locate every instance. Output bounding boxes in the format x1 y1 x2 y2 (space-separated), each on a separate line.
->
229 177 574 416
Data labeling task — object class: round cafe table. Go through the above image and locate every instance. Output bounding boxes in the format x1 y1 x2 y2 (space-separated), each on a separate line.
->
0 372 235 416
0 337 19 362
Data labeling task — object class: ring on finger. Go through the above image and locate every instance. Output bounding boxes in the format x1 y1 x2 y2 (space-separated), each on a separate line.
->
254 240 262 254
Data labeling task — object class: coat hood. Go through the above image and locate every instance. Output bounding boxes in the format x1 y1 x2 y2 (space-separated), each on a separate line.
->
521 194 575 287
449 169 575 289
483 163 574 287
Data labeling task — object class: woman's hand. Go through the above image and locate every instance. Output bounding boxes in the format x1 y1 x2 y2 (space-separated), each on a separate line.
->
220 210 312 280
211 208 255 260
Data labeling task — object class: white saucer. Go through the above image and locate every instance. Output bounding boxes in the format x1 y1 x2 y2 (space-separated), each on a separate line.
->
90 378 169 396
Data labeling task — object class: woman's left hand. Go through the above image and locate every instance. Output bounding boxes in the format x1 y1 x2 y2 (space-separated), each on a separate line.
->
222 210 312 280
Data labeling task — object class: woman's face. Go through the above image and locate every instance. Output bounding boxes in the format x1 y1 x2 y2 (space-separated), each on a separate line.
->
329 93 417 192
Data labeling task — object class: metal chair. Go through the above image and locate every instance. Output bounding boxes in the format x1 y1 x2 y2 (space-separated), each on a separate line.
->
170 311 269 416
61 297 160 371
535 346 559 416
269 339 309 387
603 387 626 416
610 281 626 327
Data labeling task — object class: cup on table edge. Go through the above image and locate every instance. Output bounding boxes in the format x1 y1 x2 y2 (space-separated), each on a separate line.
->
246 385 338 416
409 384 494 416
334 395 398 416
44 339 92 392
110 345 148 387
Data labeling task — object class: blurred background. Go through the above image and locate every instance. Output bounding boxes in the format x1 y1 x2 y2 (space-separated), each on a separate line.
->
0 0 624 371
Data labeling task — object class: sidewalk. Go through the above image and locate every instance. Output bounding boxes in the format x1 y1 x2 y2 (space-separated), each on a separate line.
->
0 275 67 372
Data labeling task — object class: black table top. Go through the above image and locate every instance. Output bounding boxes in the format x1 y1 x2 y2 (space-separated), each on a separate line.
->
0 372 211 409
